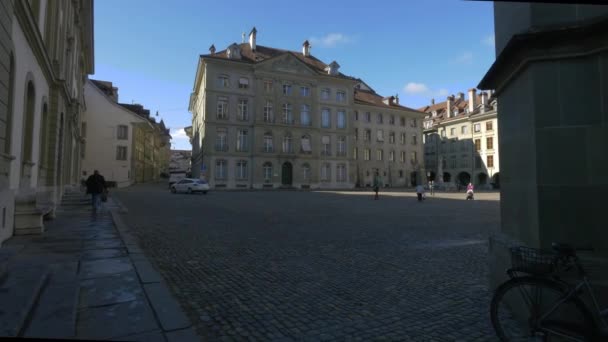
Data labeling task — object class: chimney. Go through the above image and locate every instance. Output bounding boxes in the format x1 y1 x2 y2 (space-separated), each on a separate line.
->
209 44 216 55
457 92 464 101
249 27 257 51
481 91 489 113
446 95 454 118
431 98 435 105
326 61 340 75
302 40 310 56
395 94 399 105
468 88 477 112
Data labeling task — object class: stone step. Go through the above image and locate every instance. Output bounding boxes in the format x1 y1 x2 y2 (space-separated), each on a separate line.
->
22 281 80 339
0 266 50 337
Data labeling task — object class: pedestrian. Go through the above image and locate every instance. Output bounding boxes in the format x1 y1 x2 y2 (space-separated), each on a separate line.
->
416 183 425 202
466 182 475 200
86 170 107 212
429 180 434 196
372 171 381 200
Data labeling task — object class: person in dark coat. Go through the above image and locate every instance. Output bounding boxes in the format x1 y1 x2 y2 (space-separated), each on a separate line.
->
372 171 381 200
86 170 107 212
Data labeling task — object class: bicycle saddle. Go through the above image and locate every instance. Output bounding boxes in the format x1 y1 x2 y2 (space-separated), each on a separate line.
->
551 242 576 257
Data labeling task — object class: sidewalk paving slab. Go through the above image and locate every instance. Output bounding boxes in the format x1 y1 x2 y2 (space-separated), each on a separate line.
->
110 329 167 342
23 281 79 339
78 270 143 308
144 282 192 331
165 327 200 342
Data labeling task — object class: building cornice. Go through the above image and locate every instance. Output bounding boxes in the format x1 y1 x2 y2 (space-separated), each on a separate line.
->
478 15 608 94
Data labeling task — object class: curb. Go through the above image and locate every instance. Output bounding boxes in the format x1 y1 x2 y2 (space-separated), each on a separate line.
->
108 209 199 342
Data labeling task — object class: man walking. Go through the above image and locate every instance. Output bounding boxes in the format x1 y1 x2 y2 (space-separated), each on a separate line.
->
372 171 381 200
86 170 107 212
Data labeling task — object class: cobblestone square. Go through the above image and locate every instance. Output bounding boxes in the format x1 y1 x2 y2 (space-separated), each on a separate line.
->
114 185 502 341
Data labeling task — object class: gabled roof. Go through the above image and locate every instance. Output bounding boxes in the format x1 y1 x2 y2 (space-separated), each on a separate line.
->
354 89 425 113
201 43 358 81
419 92 497 128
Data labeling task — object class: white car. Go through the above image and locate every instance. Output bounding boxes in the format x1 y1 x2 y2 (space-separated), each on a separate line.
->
170 178 209 194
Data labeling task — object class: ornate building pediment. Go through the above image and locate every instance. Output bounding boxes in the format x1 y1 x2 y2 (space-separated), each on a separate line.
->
258 54 315 76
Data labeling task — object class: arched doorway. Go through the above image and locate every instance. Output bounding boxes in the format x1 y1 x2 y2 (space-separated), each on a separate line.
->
492 172 500 189
457 172 471 187
21 81 36 188
429 171 436 182
443 172 451 183
281 162 292 186
477 173 488 185
410 171 418 187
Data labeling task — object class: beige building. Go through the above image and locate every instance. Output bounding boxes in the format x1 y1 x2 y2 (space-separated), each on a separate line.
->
420 89 499 190
0 0 94 243
189 28 425 189
169 150 192 174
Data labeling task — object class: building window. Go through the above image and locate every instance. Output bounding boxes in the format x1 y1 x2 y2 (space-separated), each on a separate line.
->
336 91 346 102
411 134 417 145
354 128 358 141
400 117 406 126
474 123 481 133
215 128 228 151
461 125 468 134
217 75 229 88
354 111 359 121
300 86 310 97
400 151 406 163
487 155 494 168
475 156 482 169
353 147 358 160
282 103 293 124
337 136 346 156
450 128 455 136
376 149 383 161
475 139 481 151
300 104 311 126
377 130 384 142
263 132 273 152
450 141 456 153
116 146 127 160
486 121 493 131
263 162 273 181
117 125 128 140
377 113 383 124
264 80 273 92
301 135 312 153
302 163 311 181
487 137 494 150
236 160 248 179
337 110 346 129
460 140 467 151
82 122 87 138
238 77 249 89
238 99 248 121
321 135 331 156
450 157 457 169
364 149 371 161
215 159 227 179
411 119 417 128
236 129 248 151
399 170 404 178
389 115 395 125
321 108 331 128
411 151 417 164
365 129 371 141
365 112 371 122
336 164 346 182
389 132 395 144
389 150 395 162
321 88 330 100
400 133 406 144
217 97 228 119
263 101 273 122
321 163 331 181
283 134 293 153
461 155 469 168
282 84 292 96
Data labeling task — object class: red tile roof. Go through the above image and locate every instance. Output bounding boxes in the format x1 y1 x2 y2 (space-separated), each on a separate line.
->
354 90 425 113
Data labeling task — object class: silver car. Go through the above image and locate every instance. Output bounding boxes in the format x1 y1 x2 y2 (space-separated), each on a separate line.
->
170 178 210 194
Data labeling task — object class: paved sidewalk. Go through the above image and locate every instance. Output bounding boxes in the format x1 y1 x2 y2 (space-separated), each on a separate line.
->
0 194 200 341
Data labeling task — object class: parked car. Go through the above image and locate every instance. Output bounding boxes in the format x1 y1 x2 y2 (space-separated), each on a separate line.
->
168 171 187 187
170 178 209 194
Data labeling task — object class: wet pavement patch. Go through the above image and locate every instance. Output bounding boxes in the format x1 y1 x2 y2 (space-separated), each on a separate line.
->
80 248 127 260
79 257 133 279
82 239 124 250
79 271 142 308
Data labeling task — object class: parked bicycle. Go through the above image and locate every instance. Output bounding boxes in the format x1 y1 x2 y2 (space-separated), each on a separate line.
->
490 243 608 341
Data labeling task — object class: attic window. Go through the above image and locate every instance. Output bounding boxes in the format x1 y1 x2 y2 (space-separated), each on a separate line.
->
432 111 437 117
238 78 249 89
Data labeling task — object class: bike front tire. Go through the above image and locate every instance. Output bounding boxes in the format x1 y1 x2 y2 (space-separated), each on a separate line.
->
490 276 596 341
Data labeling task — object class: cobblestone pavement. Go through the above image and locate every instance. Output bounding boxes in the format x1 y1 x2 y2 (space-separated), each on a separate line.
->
114 184 504 341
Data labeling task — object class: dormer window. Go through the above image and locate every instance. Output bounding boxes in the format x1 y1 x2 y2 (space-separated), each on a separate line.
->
227 43 241 59
432 111 437 117
326 61 340 75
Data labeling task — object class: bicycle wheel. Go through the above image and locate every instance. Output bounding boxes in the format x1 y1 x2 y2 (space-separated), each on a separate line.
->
491 276 596 341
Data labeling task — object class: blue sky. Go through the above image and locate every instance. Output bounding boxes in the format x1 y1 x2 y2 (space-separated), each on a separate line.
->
92 0 496 150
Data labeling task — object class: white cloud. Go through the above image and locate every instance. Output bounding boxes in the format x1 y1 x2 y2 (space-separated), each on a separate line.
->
482 35 495 47
450 51 473 65
403 82 429 95
170 127 189 140
403 83 450 99
309 33 353 48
